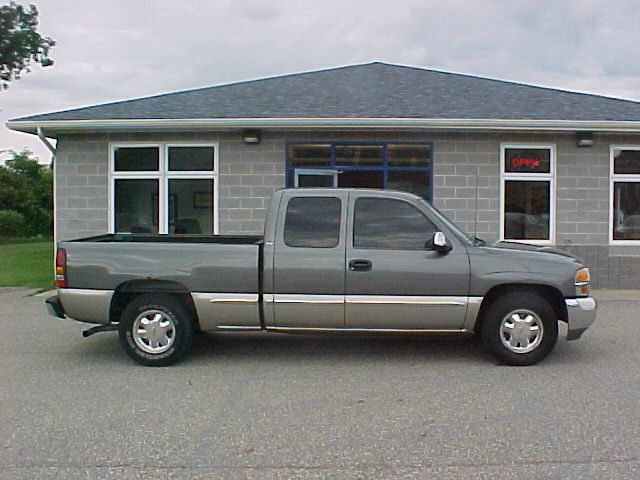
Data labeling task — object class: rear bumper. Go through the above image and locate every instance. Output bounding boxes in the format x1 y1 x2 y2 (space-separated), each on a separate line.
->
47 289 113 325
45 295 66 319
565 297 597 341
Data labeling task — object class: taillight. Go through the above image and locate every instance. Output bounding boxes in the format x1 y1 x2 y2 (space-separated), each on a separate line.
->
55 248 67 288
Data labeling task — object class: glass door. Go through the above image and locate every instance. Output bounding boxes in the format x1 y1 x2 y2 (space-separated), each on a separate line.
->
287 142 433 200
294 169 338 188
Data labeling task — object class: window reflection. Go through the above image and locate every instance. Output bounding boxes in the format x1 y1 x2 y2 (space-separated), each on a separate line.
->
288 144 331 168
504 181 550 240
335 145 383 167
286 142 433 201
387 144 430 168
387 171 429 199
114 147 159 172
168 179 214 234
168 147 215 171
614 149 640 175
354 198 437 249
114 179 159 233
284 197 341 248
613 182 640 240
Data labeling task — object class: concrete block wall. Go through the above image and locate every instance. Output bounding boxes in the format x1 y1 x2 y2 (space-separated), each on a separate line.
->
555 134 611 247
55 129 640 287
217 132 285 234
55 131 287 240
430 132 501 240
55 134 110 240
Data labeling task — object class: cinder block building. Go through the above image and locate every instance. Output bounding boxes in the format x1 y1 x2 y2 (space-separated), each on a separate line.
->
8 62 640 287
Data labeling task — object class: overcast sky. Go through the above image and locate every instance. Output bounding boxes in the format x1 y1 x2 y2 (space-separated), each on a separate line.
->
2 0 640 163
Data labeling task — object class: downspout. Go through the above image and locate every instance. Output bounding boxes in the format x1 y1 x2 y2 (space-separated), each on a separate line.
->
37 127 58 279
37 126 56 163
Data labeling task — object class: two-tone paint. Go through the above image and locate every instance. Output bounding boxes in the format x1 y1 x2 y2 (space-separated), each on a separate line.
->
50 189 596 340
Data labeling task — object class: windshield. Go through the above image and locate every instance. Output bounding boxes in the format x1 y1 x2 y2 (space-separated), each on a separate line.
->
419 199 475 246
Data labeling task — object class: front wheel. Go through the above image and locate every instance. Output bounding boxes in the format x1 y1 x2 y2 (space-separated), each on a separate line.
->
481 292 558 366
119 294 195 366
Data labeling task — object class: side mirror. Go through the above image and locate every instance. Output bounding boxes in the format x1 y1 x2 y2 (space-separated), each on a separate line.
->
426 231 453 254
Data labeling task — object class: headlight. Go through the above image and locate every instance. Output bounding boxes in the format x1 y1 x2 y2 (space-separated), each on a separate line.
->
575 267 590 296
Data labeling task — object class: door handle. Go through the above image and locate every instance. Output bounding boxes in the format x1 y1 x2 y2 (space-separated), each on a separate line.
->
349 259 372 272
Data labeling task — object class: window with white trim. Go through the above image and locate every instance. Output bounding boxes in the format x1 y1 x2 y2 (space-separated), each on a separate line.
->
110 143 218 235
611 146 640 243
500 144 555 243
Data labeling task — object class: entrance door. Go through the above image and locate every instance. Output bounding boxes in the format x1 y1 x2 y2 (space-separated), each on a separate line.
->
294 169 337 188
345 192 470 330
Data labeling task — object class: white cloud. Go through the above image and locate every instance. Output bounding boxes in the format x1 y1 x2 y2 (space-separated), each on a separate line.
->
2 0 640 163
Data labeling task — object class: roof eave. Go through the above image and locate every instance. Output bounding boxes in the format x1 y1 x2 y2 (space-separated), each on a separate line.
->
8 117 640 135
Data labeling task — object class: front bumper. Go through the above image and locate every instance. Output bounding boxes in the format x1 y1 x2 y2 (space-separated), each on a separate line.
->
565 297 597 340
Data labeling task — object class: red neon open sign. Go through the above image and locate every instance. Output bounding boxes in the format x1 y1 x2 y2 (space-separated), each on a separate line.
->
510 156 540 170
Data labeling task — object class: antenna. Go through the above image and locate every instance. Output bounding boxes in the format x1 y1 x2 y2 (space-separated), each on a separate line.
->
473 165 479 245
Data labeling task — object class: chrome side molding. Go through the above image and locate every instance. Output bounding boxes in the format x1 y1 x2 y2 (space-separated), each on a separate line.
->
346 295 468 306
216 325 263 331
205 293 259 303
264 294 483 307
266 326 471 334
268 294 343 304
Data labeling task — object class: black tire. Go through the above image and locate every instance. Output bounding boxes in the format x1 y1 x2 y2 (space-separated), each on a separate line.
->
118 293 195 366
480 291 558 366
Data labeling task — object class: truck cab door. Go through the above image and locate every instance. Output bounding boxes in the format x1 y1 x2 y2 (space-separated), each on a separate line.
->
270 190 348 328
345 192 470 330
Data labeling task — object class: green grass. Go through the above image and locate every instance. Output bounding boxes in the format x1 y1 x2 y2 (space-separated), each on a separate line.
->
0 241 54 290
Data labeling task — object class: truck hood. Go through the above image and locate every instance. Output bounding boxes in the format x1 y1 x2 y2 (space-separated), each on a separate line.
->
490 241 582 262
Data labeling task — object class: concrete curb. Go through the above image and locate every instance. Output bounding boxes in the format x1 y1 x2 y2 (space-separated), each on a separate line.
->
33 289 56 297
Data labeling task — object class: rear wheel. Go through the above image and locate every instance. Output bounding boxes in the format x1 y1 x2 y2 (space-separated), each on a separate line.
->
481 291 558 366
119 294 195 366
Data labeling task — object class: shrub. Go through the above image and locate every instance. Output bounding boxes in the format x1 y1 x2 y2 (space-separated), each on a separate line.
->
0 151 53 237
0 210 26 237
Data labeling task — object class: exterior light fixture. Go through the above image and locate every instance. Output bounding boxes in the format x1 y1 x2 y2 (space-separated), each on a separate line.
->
576 132 594 147
242 129 261 144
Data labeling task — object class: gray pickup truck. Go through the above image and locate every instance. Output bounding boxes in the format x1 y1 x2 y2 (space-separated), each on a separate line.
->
46 188 596 367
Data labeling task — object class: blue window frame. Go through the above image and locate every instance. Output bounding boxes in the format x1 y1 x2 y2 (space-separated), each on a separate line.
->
285 141 433 201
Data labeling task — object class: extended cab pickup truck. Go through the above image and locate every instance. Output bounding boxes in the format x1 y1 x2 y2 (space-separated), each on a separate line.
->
46 188 596 366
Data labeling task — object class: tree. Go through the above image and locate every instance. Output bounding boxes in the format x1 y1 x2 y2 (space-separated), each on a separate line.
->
0 150 52 237
0 2 55 89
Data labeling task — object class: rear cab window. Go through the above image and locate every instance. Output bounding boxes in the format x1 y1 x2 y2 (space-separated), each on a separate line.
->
284 197 342 248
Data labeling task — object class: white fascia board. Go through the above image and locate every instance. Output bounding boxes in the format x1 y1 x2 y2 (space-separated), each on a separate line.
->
7 117 640 134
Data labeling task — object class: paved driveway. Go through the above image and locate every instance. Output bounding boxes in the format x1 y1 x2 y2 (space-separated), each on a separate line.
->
1 288 639 479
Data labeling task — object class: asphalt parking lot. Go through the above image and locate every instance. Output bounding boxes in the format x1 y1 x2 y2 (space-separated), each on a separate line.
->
1 288 639 479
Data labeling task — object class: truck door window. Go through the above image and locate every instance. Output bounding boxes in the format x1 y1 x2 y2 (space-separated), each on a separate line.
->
353 198 437 250
284 197 341 248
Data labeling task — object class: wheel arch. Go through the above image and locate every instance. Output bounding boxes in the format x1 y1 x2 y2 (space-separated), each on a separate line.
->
474 283 567 334
109 279 201 330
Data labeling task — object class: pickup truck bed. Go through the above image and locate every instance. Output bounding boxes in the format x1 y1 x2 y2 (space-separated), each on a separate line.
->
64 234 262 293
58 233 264 328
76 233 263 244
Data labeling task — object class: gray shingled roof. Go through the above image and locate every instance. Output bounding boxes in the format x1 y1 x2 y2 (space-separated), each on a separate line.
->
11 62 640 122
